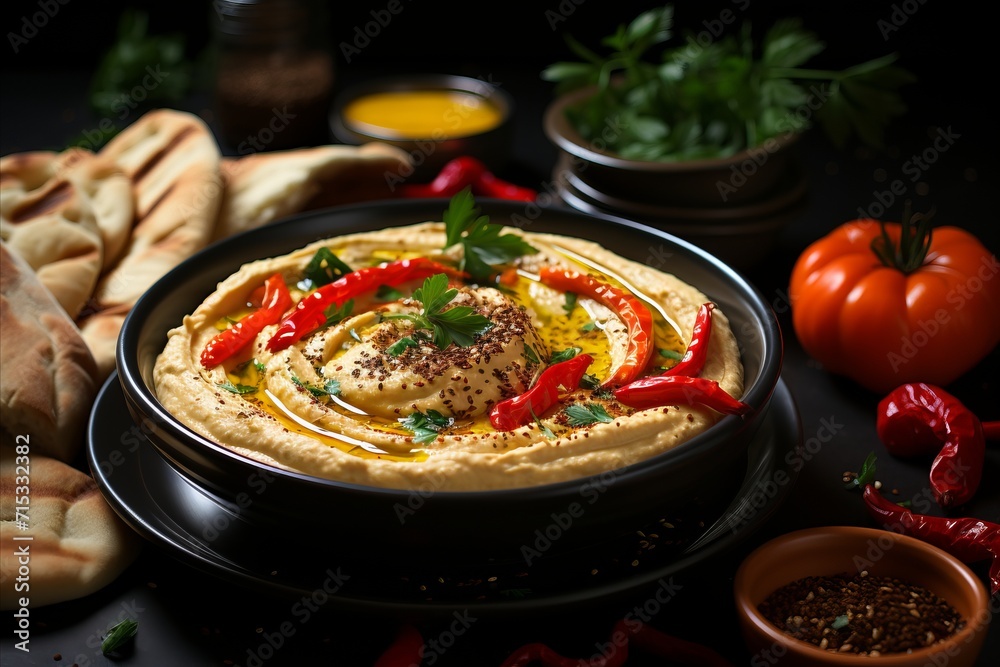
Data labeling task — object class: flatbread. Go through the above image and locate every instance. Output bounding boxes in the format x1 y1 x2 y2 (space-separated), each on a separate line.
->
0 149 134 318
0 451 140 610
79 109 223 377
213 142 410 240
0 241 101 462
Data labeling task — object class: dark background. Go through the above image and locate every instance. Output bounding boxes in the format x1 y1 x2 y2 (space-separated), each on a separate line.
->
2 1 998 666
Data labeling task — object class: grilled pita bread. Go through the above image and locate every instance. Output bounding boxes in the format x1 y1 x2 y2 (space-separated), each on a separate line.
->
0 241 101 462
0 149 133 318
213 142 409 240
0 451 140 609
79 109 223 377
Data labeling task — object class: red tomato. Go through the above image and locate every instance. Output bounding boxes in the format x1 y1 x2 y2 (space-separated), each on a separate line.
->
788 216 1000 394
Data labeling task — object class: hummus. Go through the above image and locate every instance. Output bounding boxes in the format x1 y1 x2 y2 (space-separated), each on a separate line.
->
153 221 745 491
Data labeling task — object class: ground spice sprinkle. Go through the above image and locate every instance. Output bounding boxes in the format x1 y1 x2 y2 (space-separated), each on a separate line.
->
758 571 965 655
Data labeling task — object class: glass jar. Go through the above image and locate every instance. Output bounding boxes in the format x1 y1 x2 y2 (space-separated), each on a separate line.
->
211 0 334 152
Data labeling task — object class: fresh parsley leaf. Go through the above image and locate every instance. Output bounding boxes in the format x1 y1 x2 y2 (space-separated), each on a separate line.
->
524 343 540 365
550 347 581 364
323 299 354 329
217 380 257 394
580 322 598 332
430 305 493 348
563 292 578 315
399 409 453 443
387 336 419 356
385 273 493 349
441 189 537 282
375 284 405 301
412 273 458 315
530 406 556 439
101 618 138 655
659 348 684 361
564 403 614 426
299 248 352 290
580 373 601 390
845 452 878 490
291 375 340 398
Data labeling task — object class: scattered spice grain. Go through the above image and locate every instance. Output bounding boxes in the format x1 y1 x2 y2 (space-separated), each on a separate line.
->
758 571 964 655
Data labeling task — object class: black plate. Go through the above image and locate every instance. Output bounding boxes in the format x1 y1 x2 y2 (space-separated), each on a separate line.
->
88 371 801 617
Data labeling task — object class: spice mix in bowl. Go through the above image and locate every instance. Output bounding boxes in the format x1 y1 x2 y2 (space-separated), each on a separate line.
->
733 526 990 667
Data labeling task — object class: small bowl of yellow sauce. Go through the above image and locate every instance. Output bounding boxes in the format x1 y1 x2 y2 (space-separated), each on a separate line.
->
330 74 514 180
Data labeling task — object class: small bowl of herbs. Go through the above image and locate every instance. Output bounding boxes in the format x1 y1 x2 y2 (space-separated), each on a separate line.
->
541 5 914 241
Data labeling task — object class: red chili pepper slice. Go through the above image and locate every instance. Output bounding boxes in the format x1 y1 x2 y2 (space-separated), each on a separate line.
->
663 302 714 377
863 484 1000 595
200 273 292 369
538 267 653 388
399 156 486 198
876 382 986 508
489 353 593 431
373 624 424 667
613 375 751 416
499 618 734 667
266 258 463 353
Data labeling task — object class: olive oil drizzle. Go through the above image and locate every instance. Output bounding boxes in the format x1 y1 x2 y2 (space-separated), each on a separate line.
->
219 247 687 460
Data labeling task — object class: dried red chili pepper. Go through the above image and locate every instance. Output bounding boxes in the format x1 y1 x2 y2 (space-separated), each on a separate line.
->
266 258 464 353
614 375 751 416
399 156 538 201
862 484 1000 595
489 353 593 431
499 618 734 667
877 382 986 508
473 169 538 202
662 302 715 378
538 267 653 388
399 156 486 198
200 272 292 368
373 624 424 667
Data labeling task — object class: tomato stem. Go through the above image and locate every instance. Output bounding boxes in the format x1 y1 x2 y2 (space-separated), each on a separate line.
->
870 200 935 274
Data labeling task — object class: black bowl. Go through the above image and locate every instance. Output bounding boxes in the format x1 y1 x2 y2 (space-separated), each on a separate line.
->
116 199 782 568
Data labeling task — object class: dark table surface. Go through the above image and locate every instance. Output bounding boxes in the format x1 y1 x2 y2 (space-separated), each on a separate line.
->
2 1 998 665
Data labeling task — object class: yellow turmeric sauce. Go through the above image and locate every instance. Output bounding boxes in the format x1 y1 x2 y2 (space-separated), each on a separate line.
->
342 90 504 139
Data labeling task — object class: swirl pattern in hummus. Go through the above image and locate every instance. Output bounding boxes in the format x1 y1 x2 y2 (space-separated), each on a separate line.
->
153 221 744 491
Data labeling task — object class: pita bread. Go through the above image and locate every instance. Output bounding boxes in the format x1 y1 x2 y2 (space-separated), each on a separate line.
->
0 241 101 462
0 450 140 609
213 142 410 240
79 109 223 377
90 108 222 308
0 149 133 318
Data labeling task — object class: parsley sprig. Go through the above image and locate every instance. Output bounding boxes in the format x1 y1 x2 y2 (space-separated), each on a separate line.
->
298 247 352 291
399 409 454 443
443 189 537 282
386 273 493 349
101 618 138 656
564 403 614 426
542 5 914 160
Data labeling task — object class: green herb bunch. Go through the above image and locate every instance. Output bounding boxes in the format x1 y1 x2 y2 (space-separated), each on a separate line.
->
87 11 193 119
542 5 914 161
